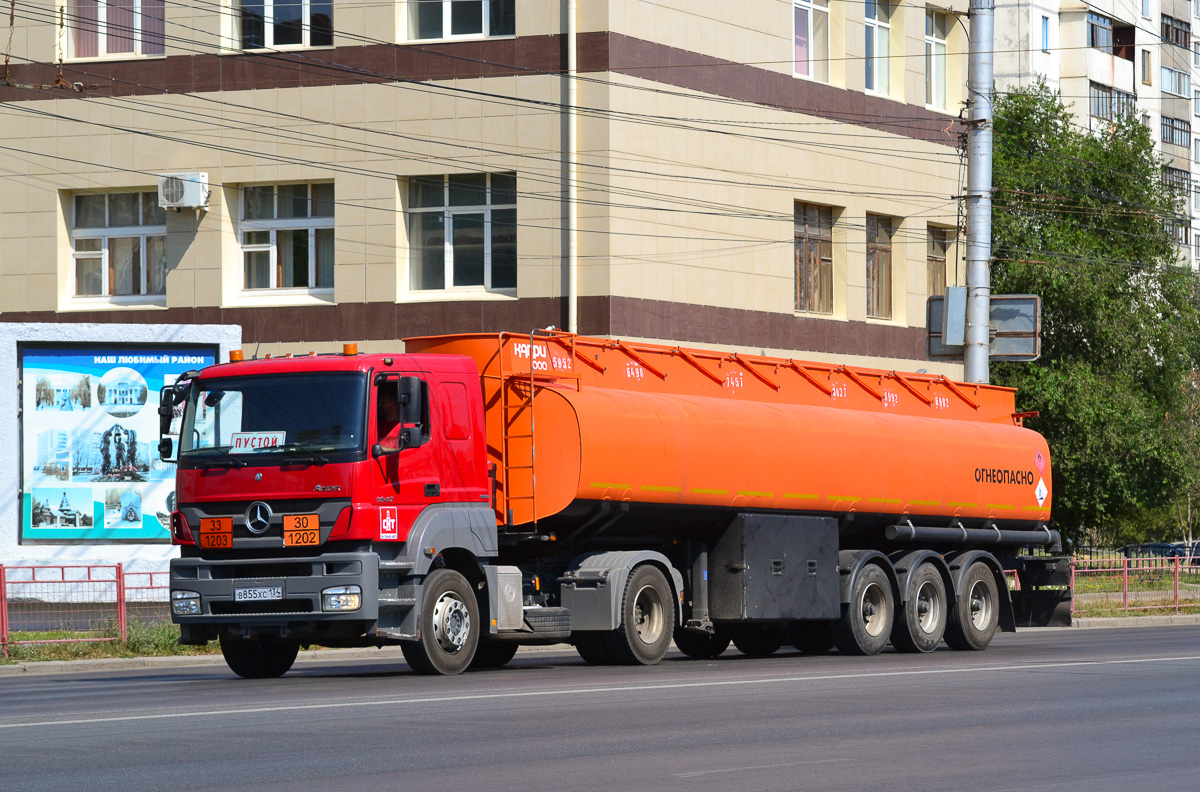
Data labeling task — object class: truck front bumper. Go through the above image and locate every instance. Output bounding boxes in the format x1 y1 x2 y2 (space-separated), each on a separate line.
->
170 551 380 643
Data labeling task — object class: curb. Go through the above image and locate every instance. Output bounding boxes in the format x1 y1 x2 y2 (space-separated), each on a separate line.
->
1069 614 1200 629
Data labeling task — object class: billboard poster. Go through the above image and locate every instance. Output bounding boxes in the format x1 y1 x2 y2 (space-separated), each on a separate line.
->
20 345 215 543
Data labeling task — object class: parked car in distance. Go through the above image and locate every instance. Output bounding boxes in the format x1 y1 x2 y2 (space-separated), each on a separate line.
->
1121 542 1189 559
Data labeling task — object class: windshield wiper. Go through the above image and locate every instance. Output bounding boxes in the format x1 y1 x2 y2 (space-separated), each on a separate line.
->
259 443 331 465
186 447 247 468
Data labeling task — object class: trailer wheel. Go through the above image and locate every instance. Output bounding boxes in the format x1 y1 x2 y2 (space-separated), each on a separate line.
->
945 562 999 651
673 628 731 659
732 627 783 657
574 633 613 665
467 640 519 671
219 636 299 679
604 564 675 665
401 568 479 675
836 563 894 656
790 621 836 655
892 563 947 654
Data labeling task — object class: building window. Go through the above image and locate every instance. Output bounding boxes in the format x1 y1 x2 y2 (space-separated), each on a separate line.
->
794 203 834 314
408 0 514 40
1162 116 1191 147
1194 41 1200 67
1089 82 1136 121
408 173 517 292
1162 66 1191 97
1087 12 1113 53
1142 50 1152 84
1041 16 1050 52
1145 0 1152 18
1194 88 1200 116
794 0 830 81
925 10 948 109
866 215 893 320
1164 16 1191 48
927 227 950 298
71 0 165 57
72 192 166 298
865 0 891 94
240 183 334 291
1195 139 1200 163
233 0 332 48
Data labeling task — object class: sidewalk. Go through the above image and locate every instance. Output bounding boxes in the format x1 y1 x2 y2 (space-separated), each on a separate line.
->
4 616 1199 676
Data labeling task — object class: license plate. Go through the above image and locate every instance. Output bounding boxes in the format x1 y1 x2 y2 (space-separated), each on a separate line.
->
283 514 320 547
234 586 283 602
198 517 233 549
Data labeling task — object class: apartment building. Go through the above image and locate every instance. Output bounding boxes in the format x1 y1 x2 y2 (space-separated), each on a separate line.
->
0 0 971 372
995 0 1198 259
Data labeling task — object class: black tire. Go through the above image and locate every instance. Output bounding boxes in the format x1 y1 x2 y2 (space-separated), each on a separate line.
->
731 627 783 657
673 628 731 659
219 636 299 679
603 565 675 665
945 562 1000 651
891 563 948 654
467 640 520 671
401 568 479 675
789 621 836 655
573 632 613 665
836 563 895 656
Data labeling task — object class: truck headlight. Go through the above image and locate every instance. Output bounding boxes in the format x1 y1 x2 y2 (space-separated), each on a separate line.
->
322 585 362 612
171 590 201 616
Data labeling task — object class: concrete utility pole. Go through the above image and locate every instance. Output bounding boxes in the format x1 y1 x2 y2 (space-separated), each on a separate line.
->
964 0 994 384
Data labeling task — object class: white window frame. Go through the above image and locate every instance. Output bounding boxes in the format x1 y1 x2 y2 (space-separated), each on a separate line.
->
407 0 515 42
1162 66 1191 97
1041 16 1050 52
408 174 517 294
231 0 332 50
865 0 890 95
925 10 948 110
793 0 830 82
69 0 165 59
239 183 335 292
71 192 166 302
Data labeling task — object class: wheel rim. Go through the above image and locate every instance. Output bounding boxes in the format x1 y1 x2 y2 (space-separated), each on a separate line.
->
432 591 471 653
632 584 665 645
860 581 889 638
967 579 992 631
915 579 942 635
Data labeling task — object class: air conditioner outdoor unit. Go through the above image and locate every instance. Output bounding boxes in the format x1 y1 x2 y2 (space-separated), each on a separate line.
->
157 172 210 209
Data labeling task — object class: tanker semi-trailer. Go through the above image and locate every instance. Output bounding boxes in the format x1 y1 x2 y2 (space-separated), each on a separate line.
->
161 331 1068 678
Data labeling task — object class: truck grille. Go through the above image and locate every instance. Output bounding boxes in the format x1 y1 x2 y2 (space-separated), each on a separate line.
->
210 563 313 580
211 600 313 615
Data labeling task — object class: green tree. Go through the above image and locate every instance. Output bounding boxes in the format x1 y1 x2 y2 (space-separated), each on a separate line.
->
990 81 1200 547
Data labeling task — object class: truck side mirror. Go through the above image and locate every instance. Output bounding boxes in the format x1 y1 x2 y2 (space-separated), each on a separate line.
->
399 376 423 425
158 386 175 438
158 437 174 461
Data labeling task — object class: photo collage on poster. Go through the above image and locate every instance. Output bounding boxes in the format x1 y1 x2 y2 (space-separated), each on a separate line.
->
21 345 216 543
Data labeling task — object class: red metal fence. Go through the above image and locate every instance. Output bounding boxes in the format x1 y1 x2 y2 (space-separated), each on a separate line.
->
0 564 170 659
1071 556 1200 615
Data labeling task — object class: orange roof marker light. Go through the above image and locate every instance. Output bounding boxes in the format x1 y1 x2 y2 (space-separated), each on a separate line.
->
343 343 358 356
228 349 244 363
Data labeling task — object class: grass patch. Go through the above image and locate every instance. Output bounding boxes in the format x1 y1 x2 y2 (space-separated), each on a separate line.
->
1 619 219 664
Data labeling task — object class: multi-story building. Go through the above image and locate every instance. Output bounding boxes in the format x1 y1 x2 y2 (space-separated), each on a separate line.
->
0 0 972 373
995 0 1198 260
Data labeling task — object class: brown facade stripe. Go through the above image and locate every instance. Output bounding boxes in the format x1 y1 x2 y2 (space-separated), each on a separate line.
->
0 33 960 145
4 297 929 360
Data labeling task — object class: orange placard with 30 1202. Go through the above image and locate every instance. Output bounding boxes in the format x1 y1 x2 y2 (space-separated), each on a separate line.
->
283 514 320 547
198 517 233 549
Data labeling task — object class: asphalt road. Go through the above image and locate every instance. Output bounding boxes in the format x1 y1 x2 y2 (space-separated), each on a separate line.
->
2 626 1198 792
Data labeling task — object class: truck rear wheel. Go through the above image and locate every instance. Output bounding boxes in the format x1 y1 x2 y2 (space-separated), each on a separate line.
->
836 563 894 656
673 628 731 659
790 621 836 655
402 568 479 675
604 564 675 665
219 636 299 679
732 627 783 657
945 562 999 651
892 563 947 654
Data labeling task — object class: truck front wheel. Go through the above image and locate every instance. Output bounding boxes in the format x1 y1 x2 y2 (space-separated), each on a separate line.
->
836 563 894 656
604 564 675 665
673 628 731 659
219 636 299 679
402 568 479 675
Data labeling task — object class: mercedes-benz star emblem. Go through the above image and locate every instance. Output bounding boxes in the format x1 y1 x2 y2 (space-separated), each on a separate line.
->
245 502 272 534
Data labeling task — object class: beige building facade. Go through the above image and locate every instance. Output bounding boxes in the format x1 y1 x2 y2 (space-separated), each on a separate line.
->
0 0 969 372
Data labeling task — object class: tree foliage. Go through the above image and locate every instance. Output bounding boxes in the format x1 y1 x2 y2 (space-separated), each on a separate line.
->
990 81 1200 546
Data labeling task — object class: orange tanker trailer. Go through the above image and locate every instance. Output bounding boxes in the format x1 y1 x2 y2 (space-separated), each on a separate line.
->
166 330 1069 678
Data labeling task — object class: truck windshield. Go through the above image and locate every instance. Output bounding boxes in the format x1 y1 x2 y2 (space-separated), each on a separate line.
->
179 372 366 463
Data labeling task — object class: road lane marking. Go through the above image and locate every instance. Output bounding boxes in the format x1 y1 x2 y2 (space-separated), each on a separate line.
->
4 654 1199 732
675 758 850 778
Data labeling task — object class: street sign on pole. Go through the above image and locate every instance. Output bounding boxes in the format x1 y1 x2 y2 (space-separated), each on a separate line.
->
928 294 1040 362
